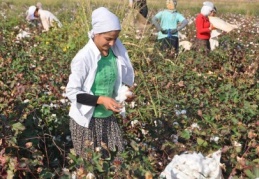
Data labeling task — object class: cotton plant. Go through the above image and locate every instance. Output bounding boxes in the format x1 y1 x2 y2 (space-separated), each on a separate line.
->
115 85 133 118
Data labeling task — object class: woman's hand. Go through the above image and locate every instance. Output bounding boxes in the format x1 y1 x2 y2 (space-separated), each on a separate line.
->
209 24 215 31
125 85 136 102
97 96 123 112
125 93 136 103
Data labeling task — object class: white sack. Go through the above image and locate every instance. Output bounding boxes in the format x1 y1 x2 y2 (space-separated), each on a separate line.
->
209 16 238 33
210 29 220 50
210 29 222 38
160 149 223 179
210 37 219 51
16 30 31 40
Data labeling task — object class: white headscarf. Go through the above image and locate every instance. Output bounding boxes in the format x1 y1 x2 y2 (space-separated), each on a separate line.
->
203 1 217 12
201 5 213 16
26 5 37 21
91 7 121 34
203 1 214 8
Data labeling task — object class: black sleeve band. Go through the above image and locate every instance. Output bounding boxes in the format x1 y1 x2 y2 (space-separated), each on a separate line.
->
76 93 99 106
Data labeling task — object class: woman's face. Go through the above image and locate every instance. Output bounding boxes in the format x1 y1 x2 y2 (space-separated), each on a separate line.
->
167 3 176 10
34 8 40 18
93 30 120 56
210 11 216 16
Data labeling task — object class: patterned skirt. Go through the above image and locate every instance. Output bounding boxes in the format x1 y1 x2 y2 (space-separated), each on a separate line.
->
69 115 125 159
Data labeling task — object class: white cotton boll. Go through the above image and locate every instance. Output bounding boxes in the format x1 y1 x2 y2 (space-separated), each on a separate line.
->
178 32 187 40
115 85 133 118
135 35 141 39
188 19 194 25
175 110 181 116
62 168 70 175
233 141 242 147
66 136 71 141
50 103 58 108
71 171 76 179
173 122 179 126
115 85 132 102
181 110 186 114
23 99 30 103
14 26 19 30
171 134 178 143
175 109 187 115
126 90 133 97
141 129 148 135
86 172 96 179
191 123 200 130
210 136 220 143
130 101 135 108
60 99 66 104
131 119 139 127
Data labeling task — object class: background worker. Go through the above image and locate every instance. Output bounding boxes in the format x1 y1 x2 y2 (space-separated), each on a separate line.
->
26 5 62 32
194 2 215 52
152 0 188 57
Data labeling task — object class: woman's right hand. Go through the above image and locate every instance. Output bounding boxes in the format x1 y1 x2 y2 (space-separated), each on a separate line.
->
97 96 123 112
209 24 215 31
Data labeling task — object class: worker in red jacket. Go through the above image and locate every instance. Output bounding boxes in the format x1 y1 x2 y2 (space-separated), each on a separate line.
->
195 2 215 52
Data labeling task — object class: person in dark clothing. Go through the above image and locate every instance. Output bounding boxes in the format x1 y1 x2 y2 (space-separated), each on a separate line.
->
129 0 148 18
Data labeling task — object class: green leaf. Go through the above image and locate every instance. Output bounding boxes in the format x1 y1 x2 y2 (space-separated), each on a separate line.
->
252 167 259 177
197 137 208 147
12 122 25 135
180 130 190 140
244 169 255 178
253 159 259 163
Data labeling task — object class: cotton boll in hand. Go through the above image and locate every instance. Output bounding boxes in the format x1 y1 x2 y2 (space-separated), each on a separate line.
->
115 85 133 103
115 85 133 118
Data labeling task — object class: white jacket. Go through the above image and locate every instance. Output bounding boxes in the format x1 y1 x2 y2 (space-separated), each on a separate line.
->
66 31 134 128
38 9 62 31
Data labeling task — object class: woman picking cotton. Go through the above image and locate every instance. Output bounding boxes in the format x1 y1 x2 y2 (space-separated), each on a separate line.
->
66 6 135 166
203 1 239 50
26 5 62 32
194 2 215 53
152 0 188 57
